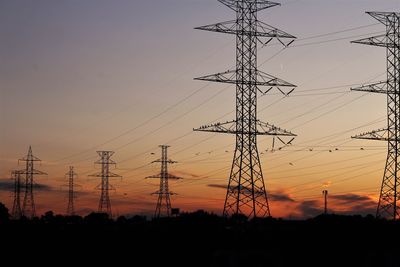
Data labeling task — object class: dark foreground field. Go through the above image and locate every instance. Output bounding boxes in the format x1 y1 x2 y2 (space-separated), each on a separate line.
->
1 210 399 267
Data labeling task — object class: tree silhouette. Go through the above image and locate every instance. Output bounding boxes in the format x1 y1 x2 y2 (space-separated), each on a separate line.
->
0 202 10 223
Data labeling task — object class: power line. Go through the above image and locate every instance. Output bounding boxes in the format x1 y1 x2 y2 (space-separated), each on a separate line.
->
49 25 384 166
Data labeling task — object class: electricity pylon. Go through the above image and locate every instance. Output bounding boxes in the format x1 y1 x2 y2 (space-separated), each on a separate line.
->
351 12 400 220
11 170 22 219
194 0 297 218
66 166 77 216
19 146 47 218
147 145 181 218
89 151 121 217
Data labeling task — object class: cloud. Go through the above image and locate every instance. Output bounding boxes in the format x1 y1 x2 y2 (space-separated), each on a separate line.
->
34 183 53 191
330 193 377 216
331 193 370 202
346 203 376 215
297 200 321 218
0 180 14 191
207 184 226 189
322 181 332 188
269 192 295 202
0 179 52 192
171 170 200 178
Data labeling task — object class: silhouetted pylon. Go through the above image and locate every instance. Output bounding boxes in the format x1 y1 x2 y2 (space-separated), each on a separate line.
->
146 145 182 218
89 151 121 217
194 0 297 218
19 146 47 218
11 170 22 219
351 12 400 220
66 166 77 216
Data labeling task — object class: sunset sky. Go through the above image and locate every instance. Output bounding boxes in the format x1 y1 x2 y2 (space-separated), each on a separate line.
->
1 0 400 218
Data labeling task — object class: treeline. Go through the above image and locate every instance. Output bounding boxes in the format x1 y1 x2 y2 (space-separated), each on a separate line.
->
1 202 399 267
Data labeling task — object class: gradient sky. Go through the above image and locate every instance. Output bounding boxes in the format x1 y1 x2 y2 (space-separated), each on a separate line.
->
1 0 400 218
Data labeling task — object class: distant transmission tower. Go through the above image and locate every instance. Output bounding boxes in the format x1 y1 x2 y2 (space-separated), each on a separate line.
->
322 190 328 215
11 170 22 219
66 166 77 216
89 151 121 217
19 146 47 218
351 12 400 220
194 0 297 218
147 145 182 218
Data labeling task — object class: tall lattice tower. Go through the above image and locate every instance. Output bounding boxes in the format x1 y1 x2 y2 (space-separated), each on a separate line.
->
11 170 22 219
66 166 77 216
351 12 400 220
19 146 47 218
194 0 297 218
147 145 182 218
89 151 121 217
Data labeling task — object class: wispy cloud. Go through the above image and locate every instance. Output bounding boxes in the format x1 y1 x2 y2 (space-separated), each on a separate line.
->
171 170 200 178
0 179 53 192
269 192 295 203
331 193 370 202
0 180 14 191
330 193 377 215
207 184 226 189
295 193 378 218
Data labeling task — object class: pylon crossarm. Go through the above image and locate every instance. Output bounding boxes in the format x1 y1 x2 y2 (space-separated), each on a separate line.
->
194 120 236 134
195 20 295 40
89 172 121 178
352 34 399 48
195 69 296 88
218 0 280 12
18 156 41 162
194 70 236 84
94 159 116 165
367 12 400 25
19 169 47 175
152 159 177 164
257 20 296 41
351 81 389 94
351 128 390 141
151 191 177 195
147 174 181 179
146 174 161 179
257 70 296 95
194 119 296 137
256 120 296 136
166 174 182 180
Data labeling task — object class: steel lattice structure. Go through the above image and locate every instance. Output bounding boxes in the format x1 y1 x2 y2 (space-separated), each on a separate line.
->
11 170 22 219
351 12 400 220
19 146 47 218
194 0 296 218
66 166 77 216
89 151 121 217
147 145 181 218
